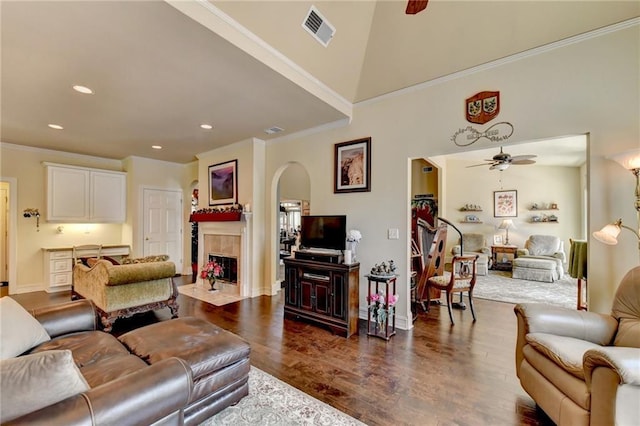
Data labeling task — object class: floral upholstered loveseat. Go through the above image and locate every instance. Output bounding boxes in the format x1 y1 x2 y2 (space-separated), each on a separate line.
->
73 256 178 331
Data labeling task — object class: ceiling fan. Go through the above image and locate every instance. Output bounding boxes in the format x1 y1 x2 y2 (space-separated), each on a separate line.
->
406 0 429 15
467 147 537 171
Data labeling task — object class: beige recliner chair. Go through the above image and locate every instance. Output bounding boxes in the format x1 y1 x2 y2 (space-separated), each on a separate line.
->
514 266 640 425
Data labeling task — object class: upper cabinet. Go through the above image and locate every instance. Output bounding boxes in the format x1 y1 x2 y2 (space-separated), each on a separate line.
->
45 163 126 223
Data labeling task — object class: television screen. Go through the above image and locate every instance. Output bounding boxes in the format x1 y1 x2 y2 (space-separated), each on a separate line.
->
300 215 346 251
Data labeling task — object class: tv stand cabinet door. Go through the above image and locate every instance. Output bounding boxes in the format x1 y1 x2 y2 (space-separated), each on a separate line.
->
285 264 300 308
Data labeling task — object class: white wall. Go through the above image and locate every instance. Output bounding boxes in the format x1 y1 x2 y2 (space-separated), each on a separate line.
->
196 138 268 296
0 143 195 292
122 156 198 274
264 24 639 328
441 158 582 254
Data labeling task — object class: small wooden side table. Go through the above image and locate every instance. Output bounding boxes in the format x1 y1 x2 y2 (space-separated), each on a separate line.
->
491 245 518 271
365 274 397 341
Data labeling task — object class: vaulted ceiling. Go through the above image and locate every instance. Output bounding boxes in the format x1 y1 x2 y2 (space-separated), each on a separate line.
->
2 1 638 163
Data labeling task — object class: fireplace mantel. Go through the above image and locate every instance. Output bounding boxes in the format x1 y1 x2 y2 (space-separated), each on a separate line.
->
197 213 252 297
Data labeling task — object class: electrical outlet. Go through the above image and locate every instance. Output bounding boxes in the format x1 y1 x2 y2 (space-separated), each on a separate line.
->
388 228 399 240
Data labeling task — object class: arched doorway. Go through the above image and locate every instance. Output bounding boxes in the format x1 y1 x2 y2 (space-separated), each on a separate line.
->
268 162 310 288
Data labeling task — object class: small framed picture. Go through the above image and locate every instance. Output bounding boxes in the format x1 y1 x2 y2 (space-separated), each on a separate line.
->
493 235 503 245
334 137 371 193
208 159 238 206
494 190 517 217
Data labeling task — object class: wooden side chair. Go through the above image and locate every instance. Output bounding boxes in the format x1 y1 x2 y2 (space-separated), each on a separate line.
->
426 254 479 324
415 220 448 312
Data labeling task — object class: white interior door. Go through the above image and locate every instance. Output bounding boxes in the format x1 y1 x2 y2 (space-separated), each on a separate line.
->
143 188 182 269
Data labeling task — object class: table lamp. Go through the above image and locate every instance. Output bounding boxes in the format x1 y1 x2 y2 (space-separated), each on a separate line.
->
498 219 515 245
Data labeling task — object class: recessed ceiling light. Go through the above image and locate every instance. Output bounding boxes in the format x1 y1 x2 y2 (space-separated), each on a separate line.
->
72 85 93 94
48 124 64 130
152 145 162 150
200 124 213 130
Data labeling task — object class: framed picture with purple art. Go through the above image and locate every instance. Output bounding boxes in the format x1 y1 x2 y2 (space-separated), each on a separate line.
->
494 190 517 217
208 160 238 206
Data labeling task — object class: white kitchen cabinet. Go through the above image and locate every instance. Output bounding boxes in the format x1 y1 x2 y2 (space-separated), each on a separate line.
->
45 163 126 223
43 249 73 293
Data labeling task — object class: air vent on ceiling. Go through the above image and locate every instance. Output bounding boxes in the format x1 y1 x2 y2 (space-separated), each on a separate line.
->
422 166 434 173
302 6 335 47
264 126 284 135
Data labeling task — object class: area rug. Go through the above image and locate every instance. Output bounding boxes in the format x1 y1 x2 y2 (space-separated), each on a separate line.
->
202 367 365 426
178 284 245 306
472 270 577 309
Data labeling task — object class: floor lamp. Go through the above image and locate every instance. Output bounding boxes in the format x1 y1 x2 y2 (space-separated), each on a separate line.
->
592 148 640 255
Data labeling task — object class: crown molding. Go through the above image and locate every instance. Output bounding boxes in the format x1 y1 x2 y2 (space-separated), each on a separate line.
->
166 0 353 118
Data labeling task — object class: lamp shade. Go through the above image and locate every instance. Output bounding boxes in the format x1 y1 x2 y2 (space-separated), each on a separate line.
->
499 219 515 230
593 223 621 245
609 148 640 170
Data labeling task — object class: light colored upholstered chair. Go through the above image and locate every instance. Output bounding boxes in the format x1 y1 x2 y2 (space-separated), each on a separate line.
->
514 266 640 425
451 233 490 275
73 258 178 331
515 234 566 277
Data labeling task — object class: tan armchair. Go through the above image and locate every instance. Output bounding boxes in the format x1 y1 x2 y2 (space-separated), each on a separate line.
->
514 266 640 425
73 258 179 331
451 233 490 275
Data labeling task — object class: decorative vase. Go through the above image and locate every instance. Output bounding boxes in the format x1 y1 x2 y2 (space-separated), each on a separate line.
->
208 278 217 292
346 241 357 261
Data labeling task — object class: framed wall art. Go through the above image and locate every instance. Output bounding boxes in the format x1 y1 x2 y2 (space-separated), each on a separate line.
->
334 137 371 193
208 159 238 206
494 190 517 217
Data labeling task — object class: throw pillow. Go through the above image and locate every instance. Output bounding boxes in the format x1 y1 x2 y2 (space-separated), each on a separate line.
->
122 254 169 264
0 349 90 422
0 297 50 360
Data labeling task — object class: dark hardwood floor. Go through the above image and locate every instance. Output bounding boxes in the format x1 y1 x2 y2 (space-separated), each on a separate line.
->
8 276 554 425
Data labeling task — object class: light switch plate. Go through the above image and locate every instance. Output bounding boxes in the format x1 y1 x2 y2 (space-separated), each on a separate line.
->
388 228 399 240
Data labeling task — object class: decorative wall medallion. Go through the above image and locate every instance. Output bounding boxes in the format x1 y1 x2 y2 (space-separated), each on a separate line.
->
466 91 500 124
451 121 514 147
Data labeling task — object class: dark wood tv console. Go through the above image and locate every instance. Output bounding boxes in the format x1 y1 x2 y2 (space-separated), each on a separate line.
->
283 257 359 338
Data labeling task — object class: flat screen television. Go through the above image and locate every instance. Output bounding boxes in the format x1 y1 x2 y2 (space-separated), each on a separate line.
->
300 215 346 251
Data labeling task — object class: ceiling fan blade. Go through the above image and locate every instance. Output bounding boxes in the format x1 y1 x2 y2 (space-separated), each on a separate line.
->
466 162 492 168
406 0 429 14
511 159 537 165
510 154 537 161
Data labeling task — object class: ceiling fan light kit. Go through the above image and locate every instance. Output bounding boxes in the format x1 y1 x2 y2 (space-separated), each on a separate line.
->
467 146 537 171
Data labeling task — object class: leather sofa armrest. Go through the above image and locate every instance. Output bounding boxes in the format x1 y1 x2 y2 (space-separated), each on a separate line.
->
584 347 640 426
584 347 640 387
5 357 193 426
30 300 98 338
514 303 618 378
515 304 618 344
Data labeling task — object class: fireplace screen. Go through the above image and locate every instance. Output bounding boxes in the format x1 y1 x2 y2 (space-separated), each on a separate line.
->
208 254 238 284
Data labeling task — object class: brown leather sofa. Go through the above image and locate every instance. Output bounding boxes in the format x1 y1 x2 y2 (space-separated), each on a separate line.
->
514 266 640 425
7 299 251 425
